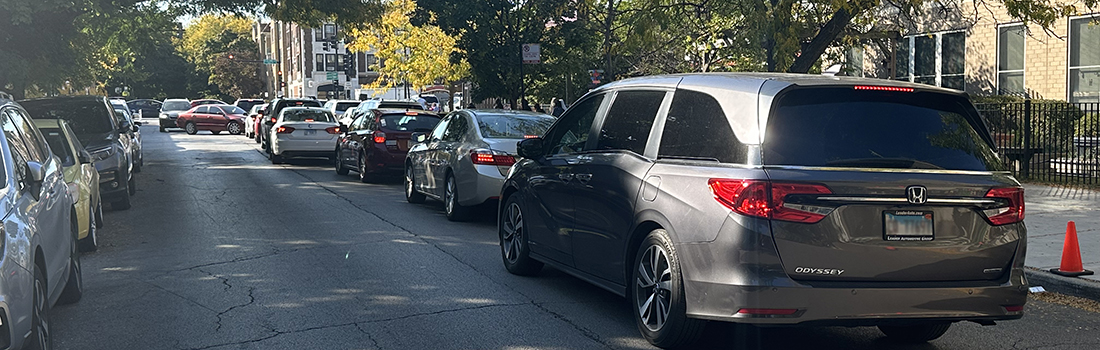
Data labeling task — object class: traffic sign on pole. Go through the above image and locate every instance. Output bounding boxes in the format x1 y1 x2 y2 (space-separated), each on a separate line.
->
522 43 540 64
263 59 279 65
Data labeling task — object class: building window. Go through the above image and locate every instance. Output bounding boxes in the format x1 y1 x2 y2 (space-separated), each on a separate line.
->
998 24 1026 95
314 28 324 41
323 24 336 41
1070 16 1100 103
325 54 338 71
844 47 864 77
894 31 966 90
315 54 324 72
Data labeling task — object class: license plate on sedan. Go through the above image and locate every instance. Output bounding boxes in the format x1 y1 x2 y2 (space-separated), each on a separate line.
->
883 210 934 241
304 130 317 136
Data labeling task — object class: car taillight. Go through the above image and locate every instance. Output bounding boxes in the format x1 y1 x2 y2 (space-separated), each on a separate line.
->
373 132 386 143
276 126 295 134
983 187 1024 225
325 126 340 134
708 179 833 223
470 150 515 166
270 117 277 123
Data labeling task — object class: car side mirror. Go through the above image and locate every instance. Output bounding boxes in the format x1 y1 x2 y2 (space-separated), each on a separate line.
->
134 121 143 126
26 161 45 182
516 137 545 159
78 150 93 164
412 132 426 143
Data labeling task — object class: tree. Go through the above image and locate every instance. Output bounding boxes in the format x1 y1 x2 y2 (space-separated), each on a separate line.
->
180 14 265 100
346 0 468 98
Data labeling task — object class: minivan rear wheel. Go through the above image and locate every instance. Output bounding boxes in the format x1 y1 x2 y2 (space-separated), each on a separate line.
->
632 229 706 349
878 323 952 343
499 194 541 276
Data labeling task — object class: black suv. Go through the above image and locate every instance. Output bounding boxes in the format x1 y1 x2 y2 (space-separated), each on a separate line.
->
20 96 139 209
500 73 1026 348
260 98 322 152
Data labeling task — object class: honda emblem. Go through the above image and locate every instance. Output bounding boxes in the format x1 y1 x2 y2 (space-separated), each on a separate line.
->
906 185 927 204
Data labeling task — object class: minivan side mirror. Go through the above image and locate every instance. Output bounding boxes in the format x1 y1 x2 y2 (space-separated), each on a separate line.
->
25 161 45 200
516 137 545 159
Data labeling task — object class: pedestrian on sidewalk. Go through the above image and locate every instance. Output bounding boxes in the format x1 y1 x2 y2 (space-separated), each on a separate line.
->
552 98 566 117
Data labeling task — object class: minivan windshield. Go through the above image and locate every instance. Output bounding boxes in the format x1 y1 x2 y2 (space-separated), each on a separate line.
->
20 99 117 139
476 114 555 139
764 88 1003 171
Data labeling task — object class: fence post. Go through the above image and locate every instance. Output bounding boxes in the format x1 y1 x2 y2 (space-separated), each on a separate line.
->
1022 100 1032 179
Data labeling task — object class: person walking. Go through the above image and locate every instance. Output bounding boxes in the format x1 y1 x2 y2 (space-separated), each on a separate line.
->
521 99 531 111
533 103 545 113
551 98 566 117
494 100 504 109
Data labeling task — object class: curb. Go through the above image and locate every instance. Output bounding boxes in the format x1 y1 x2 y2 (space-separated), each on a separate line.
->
1025 267 1100 302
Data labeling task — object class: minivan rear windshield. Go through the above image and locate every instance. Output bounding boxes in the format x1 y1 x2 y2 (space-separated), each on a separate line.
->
20 100 116 138
380 114 440 132
764 88 1003 171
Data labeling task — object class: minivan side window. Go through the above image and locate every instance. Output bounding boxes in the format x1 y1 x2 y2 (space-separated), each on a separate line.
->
594 90 664 154
658 89 747 164
2 109 29 188
546 94 604 155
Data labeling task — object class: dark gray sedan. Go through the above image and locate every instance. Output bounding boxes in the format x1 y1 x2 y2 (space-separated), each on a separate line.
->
405 110 555 221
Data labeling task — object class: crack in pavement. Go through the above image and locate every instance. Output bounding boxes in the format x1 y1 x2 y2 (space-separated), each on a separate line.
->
355 322 382 350
286 168 618 350
214 286 256 333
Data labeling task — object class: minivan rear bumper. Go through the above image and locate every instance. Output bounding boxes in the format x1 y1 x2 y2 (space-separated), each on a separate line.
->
676 216 1028 325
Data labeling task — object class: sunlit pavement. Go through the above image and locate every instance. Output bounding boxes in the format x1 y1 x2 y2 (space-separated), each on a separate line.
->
48 121 1100 350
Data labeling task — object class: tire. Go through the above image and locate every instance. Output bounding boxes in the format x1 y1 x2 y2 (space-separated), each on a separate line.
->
79 203 98 252
335 152 350 175
878 323 952 343
127 174 136 196
27 264 52 350
499 194 542 276
133 154 142 174
405 165 426 203
94 200 104 229
159 126 166 133
358 153 374 183
227 122 242 135
58 221 83 305
185 122 197 135
269 148 283 164
632 229 706 349
254 131 261 143
444 174 471 221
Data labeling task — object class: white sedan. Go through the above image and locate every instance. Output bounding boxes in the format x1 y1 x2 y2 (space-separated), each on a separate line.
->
268 107 340 164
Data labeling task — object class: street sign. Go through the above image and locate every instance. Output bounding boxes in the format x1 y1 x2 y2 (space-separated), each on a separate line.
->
522 43 540 64
326 71 338 80
263 59 279 64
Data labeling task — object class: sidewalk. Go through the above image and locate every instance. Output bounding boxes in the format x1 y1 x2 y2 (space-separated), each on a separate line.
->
1024 184 1100 282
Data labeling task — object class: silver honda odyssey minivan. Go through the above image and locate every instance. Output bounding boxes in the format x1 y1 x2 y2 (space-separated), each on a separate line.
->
498 73 1027 348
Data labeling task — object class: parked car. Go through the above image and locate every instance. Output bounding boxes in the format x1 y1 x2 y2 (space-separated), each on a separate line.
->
176 104 248 135
20 96 138 210
190 99 228 107
323 99 362 126
234 98 265 114
405 110 554 220
268 107 340 164
336 109 440 182
245 103 267 139
261 98 323 153
159 98 191 132
126 98 162 119
0 97 84 350
36 119 103 251
110 100 144 173
497 73 1027 348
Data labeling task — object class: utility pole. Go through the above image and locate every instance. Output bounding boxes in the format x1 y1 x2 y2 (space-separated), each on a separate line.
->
604 0 615 83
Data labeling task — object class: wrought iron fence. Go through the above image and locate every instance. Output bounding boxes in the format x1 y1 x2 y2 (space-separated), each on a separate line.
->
976 101 1100 186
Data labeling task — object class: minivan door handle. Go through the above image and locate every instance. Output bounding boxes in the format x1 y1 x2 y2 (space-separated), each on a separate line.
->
558 173 574 182
575 173 592 184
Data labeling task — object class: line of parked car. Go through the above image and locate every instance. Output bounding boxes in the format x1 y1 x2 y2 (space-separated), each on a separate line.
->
139 72 1029 349
0 92 147 349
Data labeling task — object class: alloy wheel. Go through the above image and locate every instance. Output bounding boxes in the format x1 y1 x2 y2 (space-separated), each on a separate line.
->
33 274 49 349
228 122 241 134
501 202 524 263
445 178 456 215
635 245 672 332
405 167 415 197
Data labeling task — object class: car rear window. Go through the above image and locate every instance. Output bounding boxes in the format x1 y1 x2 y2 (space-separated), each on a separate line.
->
380 113 440 132
221 106 247 114
335 102 358 112
763 88 1003 171
162 101 190 111
475 114 555 139
378 101 421 110
282 109 335 122
20 100 116 139
236 100 262 111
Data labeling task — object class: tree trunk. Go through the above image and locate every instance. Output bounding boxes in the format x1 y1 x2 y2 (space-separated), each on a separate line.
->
787 7 856 74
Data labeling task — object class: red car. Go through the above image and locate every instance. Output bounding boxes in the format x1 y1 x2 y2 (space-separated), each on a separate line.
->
336 109 441 182
176 104 248 135
191 99 228 107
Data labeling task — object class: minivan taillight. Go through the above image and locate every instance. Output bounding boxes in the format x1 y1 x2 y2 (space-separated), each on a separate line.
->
708 179 833 223
983 187 1024 225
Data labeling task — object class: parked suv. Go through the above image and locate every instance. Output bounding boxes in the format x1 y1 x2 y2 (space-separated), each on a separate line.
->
20 96 138 209
261 98 323 153
0 97 83 350
499 73 1027 348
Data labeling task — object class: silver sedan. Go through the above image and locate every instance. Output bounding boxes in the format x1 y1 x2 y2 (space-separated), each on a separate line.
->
404 110 555 221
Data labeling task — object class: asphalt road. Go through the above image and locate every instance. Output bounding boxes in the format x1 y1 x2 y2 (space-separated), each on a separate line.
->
49 123 1100 350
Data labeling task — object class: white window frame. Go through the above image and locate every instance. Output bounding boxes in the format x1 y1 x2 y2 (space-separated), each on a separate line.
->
997 23 1026 94
1068 14 1100 103
896 30 966 89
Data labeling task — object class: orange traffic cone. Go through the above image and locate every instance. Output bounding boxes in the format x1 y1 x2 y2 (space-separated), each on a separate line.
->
1050 221 1094 277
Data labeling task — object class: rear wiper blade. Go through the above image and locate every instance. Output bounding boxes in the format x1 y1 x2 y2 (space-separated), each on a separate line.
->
824 158 944 170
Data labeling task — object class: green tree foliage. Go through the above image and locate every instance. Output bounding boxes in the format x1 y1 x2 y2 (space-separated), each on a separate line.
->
180 14 265 100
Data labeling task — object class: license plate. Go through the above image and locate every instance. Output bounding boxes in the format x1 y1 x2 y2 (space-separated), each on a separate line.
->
883 210 934 241
304 130 317 136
